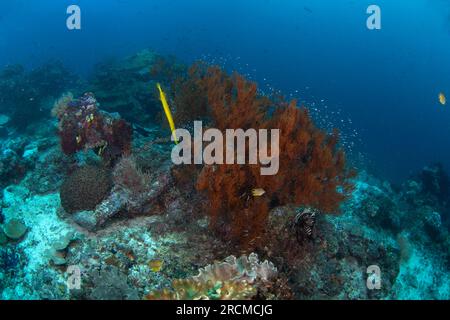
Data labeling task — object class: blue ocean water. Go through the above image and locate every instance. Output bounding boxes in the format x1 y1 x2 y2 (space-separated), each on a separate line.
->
1 0 450 182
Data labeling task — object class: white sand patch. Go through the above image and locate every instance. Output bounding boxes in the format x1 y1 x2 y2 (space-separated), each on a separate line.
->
2 186 75 273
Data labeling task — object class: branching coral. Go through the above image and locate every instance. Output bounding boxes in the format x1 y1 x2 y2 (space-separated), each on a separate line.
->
53 92 132 165
166 62 210 127
145 253 276 300
265 101 354 212
173 65 354 248
111 155 166 214
113 156 152 195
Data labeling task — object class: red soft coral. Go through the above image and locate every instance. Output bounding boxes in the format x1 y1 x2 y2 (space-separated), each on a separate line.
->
190 66 354 249
54 93 132 165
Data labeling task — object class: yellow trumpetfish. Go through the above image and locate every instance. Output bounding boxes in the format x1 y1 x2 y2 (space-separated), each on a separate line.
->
157 83 179 144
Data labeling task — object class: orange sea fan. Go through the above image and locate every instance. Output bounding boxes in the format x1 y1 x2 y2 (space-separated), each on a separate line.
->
174 64 354 249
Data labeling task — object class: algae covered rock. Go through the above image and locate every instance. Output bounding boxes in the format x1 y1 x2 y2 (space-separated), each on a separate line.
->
44 231 75 266
50 253 67 266
52 231 75 251
4 218 27 240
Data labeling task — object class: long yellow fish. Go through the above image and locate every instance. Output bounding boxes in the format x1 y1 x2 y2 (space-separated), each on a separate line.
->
439 92 446 105
157 83 179 144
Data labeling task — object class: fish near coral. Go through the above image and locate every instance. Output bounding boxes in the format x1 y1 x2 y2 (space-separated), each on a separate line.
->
252 188 266 197
148 259 164 272
157 83 179 144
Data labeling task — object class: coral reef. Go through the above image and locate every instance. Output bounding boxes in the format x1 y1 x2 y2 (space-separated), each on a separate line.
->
88 49 184 126
191 66 354 248
0 137 37 187
53 93 132 165
0 53 449 301
68 154 172 231
1 157 449 299
0 62 81 130
164 62 210 127
419 164 450 204
401 164 450 227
